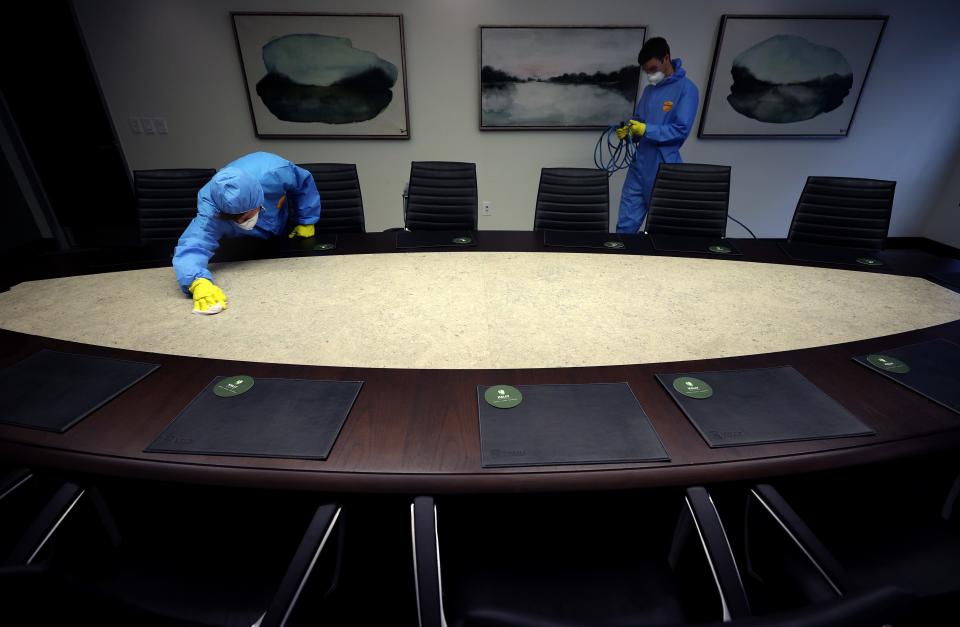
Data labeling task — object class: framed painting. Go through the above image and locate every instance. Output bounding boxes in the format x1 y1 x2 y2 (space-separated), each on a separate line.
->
480 25 647 130
698 15 887 137
232 12 410 139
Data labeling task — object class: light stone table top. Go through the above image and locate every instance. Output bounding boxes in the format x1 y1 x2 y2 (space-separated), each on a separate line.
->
1 252 958 370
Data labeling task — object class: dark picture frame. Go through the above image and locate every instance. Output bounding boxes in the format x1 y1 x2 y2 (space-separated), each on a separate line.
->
698 15 887 138
479 25 647 130
232 12 411 139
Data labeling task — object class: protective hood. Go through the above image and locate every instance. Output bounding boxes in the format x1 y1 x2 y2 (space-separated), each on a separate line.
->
209 167 264 215
659 58 686 86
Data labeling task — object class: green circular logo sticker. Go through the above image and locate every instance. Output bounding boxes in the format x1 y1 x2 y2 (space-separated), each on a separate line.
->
452 236 473 245
214 375 255 397
484 385 523 409
313 242 335 251
604 241 625 249
708 245 732 254
673 376 714 399
856 257 883 266
866 355 910 374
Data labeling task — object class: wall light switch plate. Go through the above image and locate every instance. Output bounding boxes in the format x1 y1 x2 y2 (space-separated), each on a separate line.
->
482 201 492 216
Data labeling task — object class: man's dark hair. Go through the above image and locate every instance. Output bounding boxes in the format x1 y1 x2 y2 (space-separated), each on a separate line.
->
638 37 670 65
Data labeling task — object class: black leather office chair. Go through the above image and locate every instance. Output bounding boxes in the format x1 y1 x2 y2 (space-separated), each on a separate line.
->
0 478 344 626
405 162 478 231
645 163 731 237
297 163 366 233
533 168 609 231
786 177 895 250
133 169 215 258
413 487 751 627
744 457 960 625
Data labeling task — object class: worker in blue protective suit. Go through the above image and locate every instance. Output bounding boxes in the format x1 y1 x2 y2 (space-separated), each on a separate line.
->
615 37 699 233
173 151 321 314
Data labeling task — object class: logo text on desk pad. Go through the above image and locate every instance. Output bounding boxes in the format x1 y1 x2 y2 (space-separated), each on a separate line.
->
866 355 910 374
856 257 883 266
313 242 336 251
708 245 732 254
604 241 625 249
452 236 473 245
673 376 714 399
214 375 255 397
484 385 523 409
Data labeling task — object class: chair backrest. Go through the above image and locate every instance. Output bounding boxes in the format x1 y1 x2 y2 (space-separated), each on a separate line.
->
405 162 477 231
297 163 365 233
645 163 731 238
787 176 895 250
534 168 609 232
134 169 215 253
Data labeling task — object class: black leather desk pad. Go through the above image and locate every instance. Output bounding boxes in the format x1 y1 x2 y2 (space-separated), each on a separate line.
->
396 230 476 249
928 272 960 294
543 230 624 250
476 383 669 468
853 339 960 415
0 349 159 432
779 242 884 267
145 378 363 459
656 366 874 448
650 234 742 256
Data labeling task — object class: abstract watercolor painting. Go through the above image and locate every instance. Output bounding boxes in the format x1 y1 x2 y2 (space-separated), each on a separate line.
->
233 13 410 138
699 16 886 137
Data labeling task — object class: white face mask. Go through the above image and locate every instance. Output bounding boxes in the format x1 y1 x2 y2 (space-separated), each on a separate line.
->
236 211 259 231
647 71 665 85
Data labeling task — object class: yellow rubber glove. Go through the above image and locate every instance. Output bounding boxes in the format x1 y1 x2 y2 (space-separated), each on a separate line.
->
288 224 315 239
628 120 647 137
189 278 227 315
615 125 630 140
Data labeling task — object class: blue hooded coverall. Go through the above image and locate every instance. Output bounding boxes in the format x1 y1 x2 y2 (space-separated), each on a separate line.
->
616 58 699 234
173 152 321 293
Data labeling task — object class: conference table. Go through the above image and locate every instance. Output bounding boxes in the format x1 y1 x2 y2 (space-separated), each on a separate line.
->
1 231 959 494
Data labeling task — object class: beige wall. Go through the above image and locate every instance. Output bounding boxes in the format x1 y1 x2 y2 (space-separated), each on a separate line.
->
73 0 960 239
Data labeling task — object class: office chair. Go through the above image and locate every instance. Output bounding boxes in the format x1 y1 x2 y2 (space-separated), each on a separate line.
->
133 168 215 259
744 456 960 624
296 163 366 233
404 162 478 231
645 163 732 238
412 487 751 627
786 176 895 250
0 477 343 626
533 168 609 232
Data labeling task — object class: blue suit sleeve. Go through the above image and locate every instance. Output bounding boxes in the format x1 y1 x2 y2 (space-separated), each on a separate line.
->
288 165 321 225
172 205 227 294
643 83 700 145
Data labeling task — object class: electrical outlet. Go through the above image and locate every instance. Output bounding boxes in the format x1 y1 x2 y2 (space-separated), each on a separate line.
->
153 117 168 134
482 201 492 216
141 117 156 134
128 117 142 134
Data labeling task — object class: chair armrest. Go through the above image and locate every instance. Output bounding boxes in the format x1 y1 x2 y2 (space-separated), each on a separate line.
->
684 486 752 620
412 496 444 627
4 482 84 566
0 468 32 502
749 484 848 596
260 503 342 627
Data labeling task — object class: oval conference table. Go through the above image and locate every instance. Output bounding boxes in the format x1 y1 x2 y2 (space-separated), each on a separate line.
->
1 231 959 494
